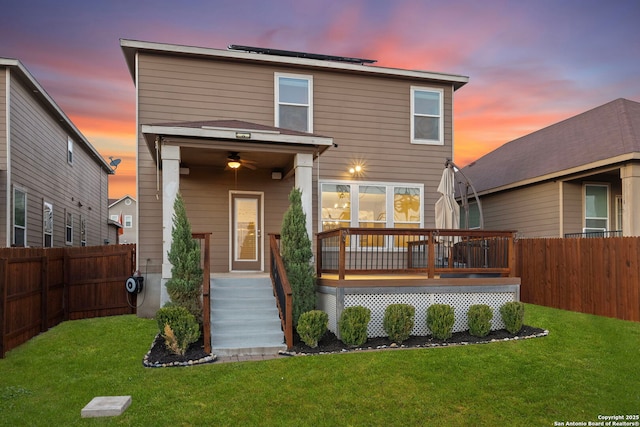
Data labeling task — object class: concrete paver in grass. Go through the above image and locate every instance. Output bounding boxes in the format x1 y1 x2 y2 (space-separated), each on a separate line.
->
81 396 131 418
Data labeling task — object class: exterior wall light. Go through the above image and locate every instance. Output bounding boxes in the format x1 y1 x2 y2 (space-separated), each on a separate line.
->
349 165 362 174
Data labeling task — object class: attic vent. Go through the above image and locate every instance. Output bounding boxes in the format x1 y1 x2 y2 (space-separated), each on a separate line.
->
227 45 377 65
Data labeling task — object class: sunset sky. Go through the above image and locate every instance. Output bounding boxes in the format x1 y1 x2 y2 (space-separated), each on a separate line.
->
1 0 639 198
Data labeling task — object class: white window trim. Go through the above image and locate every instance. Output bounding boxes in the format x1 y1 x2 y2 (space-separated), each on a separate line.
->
410 86 444 145
124 215 133 228
13 187 27 247
67 136 74 165
110 214 119 222
274 72 313 132
43 201 53 247
583 183 610 232
80 215 87 246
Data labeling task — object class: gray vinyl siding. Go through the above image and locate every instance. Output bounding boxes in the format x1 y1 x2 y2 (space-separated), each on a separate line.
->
0 69 7 244
8 71 109 247
137 53 456 271
562 181 583 235
480 181 560 237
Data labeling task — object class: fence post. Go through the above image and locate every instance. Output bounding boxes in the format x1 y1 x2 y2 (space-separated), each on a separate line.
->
40 255 48 332
63 250 70 321
508 233 516 277
0 258 6 358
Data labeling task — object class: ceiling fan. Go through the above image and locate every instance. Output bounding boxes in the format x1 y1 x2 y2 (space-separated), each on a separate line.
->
226 152 257 170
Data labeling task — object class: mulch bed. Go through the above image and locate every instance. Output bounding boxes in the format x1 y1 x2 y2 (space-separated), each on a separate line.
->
143 325 548 367
285 325 548 355
143 334 216 368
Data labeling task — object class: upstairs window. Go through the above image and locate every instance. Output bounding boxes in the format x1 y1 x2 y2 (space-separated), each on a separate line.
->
275 73 312 132
411 87 443 145
65 211 73 245
124 215 133 228
43 201 53 247
13 188 26 247
67 137 74 164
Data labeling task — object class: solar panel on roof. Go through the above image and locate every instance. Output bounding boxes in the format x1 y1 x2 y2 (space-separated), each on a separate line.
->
228 44 377 65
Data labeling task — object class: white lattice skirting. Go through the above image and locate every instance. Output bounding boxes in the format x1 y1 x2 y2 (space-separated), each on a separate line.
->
317 284 520 338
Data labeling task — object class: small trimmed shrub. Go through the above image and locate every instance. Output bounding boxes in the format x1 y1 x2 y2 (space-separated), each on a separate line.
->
156 305 200 356
339 306 371 347
467 304 493 337
296 310 328 348
426 304 455 340
383 304 415 344
500 301 525 334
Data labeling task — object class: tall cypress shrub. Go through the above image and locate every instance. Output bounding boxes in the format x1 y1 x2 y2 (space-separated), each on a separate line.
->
281 188 316 326
165 194 203 326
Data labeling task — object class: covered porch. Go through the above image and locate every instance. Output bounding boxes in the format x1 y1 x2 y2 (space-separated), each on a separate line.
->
141 119 333 308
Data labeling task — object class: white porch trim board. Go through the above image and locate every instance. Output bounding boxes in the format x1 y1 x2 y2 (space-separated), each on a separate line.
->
621 163 640 236
161 144 181 306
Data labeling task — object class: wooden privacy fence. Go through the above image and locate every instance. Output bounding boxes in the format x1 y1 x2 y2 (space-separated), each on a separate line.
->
0 244 136 358
516 237 640 322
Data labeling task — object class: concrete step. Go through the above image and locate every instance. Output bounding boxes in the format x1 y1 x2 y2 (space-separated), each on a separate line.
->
210 275 285 357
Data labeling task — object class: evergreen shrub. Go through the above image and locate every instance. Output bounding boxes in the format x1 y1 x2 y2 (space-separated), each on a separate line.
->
281 188 316 326
165 194 203 325
467 304 493 337
296 310 328 348
156 305 200 356
383 304 415 344
339 306 371 347
500 301 525 334
426 304 455 340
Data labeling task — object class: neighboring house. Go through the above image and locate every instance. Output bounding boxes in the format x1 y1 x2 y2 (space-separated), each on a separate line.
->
0 58 114 247
120 39 469 317
459 98 640 238
109 195 137 244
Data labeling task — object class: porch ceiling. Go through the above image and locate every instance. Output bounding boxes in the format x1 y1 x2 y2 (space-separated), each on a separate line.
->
141 119 334 171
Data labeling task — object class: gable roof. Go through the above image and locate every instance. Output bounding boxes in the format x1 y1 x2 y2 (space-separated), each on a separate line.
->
109 195 136 208
462 98 640 194
120 39 469 90
0 58 114 174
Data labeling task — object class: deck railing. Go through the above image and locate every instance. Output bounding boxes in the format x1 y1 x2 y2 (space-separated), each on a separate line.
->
316 228 516 279
564 230 623 238
268 234 293 350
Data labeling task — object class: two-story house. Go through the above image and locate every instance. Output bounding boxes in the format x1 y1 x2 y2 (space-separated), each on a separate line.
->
120 40 469 318
109 195 137 244
1 58 114 247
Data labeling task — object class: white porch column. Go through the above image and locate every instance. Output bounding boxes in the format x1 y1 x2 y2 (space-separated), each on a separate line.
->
161 144 181 306
621 163 640 236
294 153 314 240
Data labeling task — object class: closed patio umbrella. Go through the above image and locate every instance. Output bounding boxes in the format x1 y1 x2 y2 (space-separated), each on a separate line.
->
435 165 460 229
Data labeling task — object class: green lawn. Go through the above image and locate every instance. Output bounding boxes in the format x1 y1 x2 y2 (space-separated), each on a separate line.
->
1 304 638 426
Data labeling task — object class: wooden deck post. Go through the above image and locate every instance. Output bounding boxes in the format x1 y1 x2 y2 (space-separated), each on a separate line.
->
339 229 347 280
428 231 436 278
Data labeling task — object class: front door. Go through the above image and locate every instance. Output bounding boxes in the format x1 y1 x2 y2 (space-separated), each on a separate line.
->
230 192 263 271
